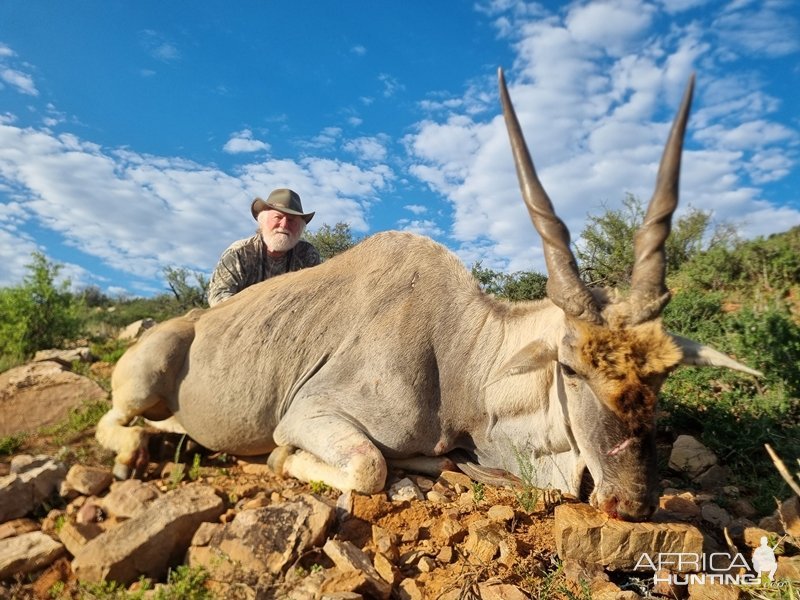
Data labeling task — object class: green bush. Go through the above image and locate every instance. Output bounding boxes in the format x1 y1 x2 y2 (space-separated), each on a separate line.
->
0 253 84 363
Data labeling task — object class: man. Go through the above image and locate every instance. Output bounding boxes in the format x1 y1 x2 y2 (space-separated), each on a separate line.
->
207 188 321 307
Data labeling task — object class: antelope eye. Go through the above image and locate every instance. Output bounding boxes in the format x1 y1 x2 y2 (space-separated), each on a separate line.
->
560 363 577 377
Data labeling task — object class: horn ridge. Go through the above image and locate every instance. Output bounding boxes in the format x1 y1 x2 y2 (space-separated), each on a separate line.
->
498 67 601 324
629 74 696 324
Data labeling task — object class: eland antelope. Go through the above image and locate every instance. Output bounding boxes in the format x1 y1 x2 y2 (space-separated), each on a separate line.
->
96 69 759 521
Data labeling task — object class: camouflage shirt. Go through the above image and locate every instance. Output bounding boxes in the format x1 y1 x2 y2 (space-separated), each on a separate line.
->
207 234 321 307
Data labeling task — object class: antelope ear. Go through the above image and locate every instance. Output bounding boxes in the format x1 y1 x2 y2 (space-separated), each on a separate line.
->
486 341 558 387
670 333 763 377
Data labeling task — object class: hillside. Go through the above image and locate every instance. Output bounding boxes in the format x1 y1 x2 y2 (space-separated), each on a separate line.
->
1 227 799 598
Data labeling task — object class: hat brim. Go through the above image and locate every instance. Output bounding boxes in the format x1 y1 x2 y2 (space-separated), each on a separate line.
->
251 198 314 223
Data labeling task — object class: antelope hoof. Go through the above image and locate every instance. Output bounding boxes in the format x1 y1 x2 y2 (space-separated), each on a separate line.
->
267 446 293 475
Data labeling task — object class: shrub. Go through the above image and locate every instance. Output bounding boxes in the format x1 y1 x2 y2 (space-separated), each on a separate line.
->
0 252 84 363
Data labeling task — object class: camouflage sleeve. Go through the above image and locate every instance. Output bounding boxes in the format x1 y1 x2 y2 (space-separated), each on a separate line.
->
294 240 322 268
207 246 248 307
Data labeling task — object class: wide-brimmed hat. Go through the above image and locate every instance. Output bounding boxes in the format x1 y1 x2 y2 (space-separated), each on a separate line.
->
251 188 315 223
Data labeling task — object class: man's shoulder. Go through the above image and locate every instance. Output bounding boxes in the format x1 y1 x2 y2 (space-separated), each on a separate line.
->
223 234 262 254
294 239 321 264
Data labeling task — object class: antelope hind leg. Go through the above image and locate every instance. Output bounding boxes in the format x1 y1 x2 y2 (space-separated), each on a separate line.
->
271 414 388 494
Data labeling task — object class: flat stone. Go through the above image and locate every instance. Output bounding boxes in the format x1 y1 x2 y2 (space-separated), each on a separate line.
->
0 518 40 540
100 479 161 519
554 503 704 571
63 465 113 496
778 495 800 537
0 458 67 522
0 531 66 579
193 494 334 578
463 518 506 563
387 477 424 502
71 484 225 584
323 539 391 600
668 435 717 477
487 504 515 522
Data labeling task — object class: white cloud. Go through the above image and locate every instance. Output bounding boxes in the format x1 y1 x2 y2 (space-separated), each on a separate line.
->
565 0 656 57
404 204 427 215
342 135 388 162
378 73 404 98
397 218 444 238
139 30 181 62
0 67 38 96
0 122 394 287
223 129 270 154
405 1 800 274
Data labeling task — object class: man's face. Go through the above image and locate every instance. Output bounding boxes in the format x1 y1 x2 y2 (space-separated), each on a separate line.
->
259 209 305 253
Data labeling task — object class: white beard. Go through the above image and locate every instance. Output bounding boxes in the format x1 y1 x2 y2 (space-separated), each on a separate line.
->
264 228 301 253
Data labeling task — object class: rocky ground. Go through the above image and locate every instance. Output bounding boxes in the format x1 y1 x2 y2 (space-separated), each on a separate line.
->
1 344 799 599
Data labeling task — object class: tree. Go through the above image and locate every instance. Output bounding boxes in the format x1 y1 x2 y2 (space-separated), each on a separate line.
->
0 252 83 360
471 262 548 301
576 194 721 288
304 222 360 261
163 267 209 309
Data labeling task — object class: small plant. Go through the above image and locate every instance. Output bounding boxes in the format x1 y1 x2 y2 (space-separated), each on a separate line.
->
309 480 332 495
511 444 541 513
168 434 188 489
153 564 211 600
40 399 110 446
188 453 202 481
48 580 65 599
472 481 485 504
0 433 25 456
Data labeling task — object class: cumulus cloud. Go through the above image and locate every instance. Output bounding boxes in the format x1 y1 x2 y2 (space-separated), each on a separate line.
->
223 129 270 154
0 67 38 96
139 30 181 62
405 0 800 273
0 121 393 288
397 218 444 238
342 135 388 162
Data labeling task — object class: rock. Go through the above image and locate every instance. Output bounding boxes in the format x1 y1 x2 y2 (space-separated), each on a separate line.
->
463 518 506 563
430 516 467 546
437 470 473 493
100 479 161 518
687 581 741 599
323 539 391 600
62 465 114 496
188 494 334 578
700 503 732 528
0 457 67 522
118 318 156 341
397 578 423 600
487 504 515 523
554 503 704 571
0 361 108 436
57 521 104 557
0 518 40 540
33 347 93 364
373 551 399 585
776 556 800 581
371 525 399 561
439 583 529 600
71 484 225 584
668 435 717 477
778 495 800 537
387 477 424 502
694 464 729 489
729 498 757 519
0 531 66 579
656 493 701 521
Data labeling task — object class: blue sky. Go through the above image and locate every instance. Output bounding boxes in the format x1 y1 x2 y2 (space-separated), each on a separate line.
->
1 0 798 298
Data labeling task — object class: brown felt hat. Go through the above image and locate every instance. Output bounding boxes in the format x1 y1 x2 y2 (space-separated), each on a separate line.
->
251 188 315 223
